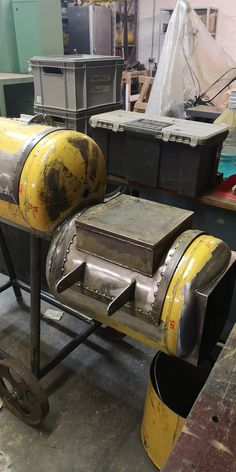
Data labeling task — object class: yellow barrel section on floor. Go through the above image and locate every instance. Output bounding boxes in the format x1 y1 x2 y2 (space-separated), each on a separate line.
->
141 377 184 469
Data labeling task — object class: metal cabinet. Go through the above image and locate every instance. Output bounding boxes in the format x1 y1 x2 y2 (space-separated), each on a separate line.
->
0 0 19 72
159 7 218 60
0 73 34 117
68 4 112 55
12 0 64 73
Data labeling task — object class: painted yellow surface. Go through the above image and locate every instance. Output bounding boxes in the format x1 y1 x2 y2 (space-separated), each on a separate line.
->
0 117 51 153
81 310 167 354
161 234 222 356
0 118 106 235
0 201 27 229
141 379 184 469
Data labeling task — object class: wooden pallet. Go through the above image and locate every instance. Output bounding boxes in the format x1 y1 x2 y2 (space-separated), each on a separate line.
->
133 76 154 113
122 70 148 111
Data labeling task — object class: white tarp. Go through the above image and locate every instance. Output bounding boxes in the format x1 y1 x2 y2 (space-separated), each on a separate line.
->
146 0 236 118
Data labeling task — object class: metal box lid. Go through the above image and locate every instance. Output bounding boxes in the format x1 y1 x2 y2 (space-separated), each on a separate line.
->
75 195 193 275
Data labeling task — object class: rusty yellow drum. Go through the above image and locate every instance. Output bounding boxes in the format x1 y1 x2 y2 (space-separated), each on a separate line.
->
0 118 106 235
47 217 232 365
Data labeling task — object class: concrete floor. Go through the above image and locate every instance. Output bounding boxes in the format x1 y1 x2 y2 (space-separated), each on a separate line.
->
0 275 157 472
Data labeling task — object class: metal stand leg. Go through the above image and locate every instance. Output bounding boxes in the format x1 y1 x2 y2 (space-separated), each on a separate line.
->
29 233 100 379
0 221 104 428
0 226 22 301
0 227 100 384
30 234 41 377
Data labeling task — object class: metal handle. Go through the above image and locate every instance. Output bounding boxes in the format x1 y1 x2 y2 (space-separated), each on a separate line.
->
56 262 86 294
107 280 136 316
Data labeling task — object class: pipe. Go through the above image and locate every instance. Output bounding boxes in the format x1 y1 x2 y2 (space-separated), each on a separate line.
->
124 0 129 62
150 0 157 60
30 234 41 376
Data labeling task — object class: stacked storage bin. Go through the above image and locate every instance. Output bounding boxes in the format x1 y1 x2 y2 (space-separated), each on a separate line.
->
31 55 124 135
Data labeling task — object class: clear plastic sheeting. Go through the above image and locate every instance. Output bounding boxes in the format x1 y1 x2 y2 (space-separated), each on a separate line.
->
146 0 236 118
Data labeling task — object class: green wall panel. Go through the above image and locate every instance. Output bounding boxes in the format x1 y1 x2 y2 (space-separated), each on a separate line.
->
0 0 19 72
12 0 64 73
12 1 40 73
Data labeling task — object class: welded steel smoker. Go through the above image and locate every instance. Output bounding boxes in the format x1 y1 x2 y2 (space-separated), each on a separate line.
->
0 117 235 425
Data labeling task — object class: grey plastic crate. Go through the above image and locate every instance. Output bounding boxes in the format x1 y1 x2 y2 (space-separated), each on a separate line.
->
34 102 124 136
31 55 124 112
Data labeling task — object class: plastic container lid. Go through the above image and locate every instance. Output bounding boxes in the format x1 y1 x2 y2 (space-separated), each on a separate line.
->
31 55 124 64
90 110 229 147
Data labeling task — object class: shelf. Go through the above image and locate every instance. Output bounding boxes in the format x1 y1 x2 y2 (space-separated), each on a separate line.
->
113 0 138 63
158 6 218 59
116 13 136 19
116 44 136 48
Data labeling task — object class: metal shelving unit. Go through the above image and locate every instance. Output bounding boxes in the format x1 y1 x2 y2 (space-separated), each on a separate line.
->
114 0 138 65
159 7 218 60
194 7 218 37
61 0 69 54
60 1 138 62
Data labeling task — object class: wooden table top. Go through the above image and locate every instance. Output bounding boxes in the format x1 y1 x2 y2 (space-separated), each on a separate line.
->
200 192 236 212
108 174 236 213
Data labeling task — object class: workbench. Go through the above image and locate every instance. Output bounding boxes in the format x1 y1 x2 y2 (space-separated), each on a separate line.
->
162 323 236 472
186 104 222 122
0 73 34 117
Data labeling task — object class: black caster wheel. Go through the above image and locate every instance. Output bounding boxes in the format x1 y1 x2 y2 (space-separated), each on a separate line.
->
0 351 49 425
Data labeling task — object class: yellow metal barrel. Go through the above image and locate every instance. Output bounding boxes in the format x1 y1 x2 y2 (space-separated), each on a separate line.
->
141 353 212 469
0 118 106 235
160 233 230 361
47 225 232 365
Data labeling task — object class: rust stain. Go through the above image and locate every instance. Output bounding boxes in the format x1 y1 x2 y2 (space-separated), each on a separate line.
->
40 164 71 221
29 204 39 214
67 136 99 182
67 137 89 174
